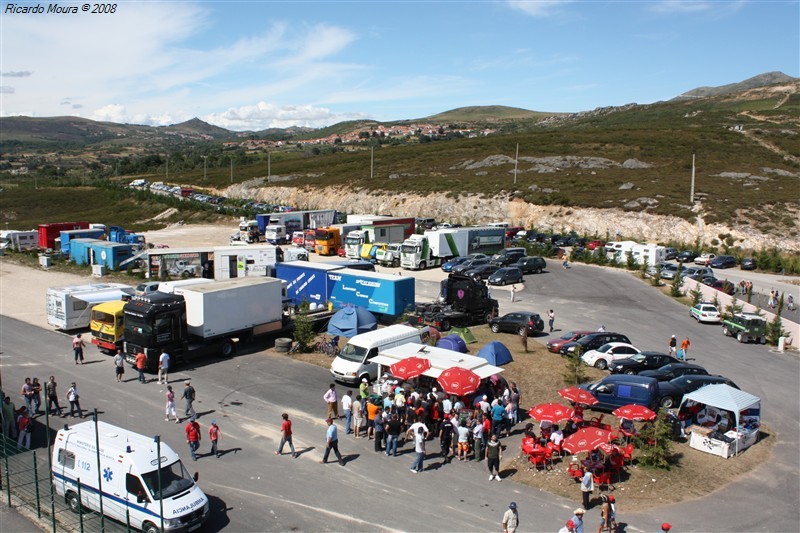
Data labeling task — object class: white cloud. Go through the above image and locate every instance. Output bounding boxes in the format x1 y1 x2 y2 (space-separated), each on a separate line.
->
202 101 369 130
0 86 14 94
507 0 574 17
651 1 715 13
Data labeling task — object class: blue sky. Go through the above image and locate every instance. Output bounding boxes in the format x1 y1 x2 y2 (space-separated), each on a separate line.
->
1 1 797 130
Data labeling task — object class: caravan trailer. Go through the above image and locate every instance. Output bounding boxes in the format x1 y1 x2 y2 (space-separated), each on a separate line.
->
46 283 134 330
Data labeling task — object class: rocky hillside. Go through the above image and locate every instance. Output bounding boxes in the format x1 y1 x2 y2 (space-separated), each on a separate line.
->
224 181 800 253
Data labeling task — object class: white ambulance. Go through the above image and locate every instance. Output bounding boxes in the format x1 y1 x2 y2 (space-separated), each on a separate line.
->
52 421 209 532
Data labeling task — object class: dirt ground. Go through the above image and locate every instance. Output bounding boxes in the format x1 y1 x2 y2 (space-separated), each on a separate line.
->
1 222 775 513
281 326 775 513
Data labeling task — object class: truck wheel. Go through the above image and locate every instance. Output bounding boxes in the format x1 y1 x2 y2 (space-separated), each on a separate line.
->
491 323 500 333
420 262 427 270
221 340 235 357
760 336 767 344
142 522 159 533
392 258 400 268
66 491 81 513
722 326 730 336
737 332 745 343
595 359 608 370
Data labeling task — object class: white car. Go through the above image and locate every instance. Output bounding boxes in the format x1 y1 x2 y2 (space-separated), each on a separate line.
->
694 253 716 265
691 303 721 323
581 342 641 370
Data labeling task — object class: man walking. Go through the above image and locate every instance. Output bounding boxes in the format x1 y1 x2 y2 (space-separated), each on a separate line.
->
510 284 517 302
323 384 339 419
385 413 402 457
45 376 63 417
66 382 83 418
135 350 147 383
486 434 503 480
668 335 677 356
407 418 429 473
681 337 691 361
342 390 353 434
113 350 125 383
322 418 344 466
275 413 297 458
208 420 221 458
2 396 17 438
185 416 201 461
158 350 170 384
20 378 34 415
548 309 556 332
502 502 519 533
581 468 594 509
182 380 196 419
72 334 85 365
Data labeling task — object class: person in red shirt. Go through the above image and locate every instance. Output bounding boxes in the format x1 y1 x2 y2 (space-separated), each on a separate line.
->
275 413 297 458
208 420 222 458
185 416 201 461
135 351 147 383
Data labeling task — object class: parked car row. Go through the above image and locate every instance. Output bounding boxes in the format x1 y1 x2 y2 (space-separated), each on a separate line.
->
443 251 547 285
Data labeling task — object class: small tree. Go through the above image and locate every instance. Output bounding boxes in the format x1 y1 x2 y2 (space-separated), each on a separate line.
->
292 300 315 351
766 294 788 346
689 286 703 306
711 292 722 312
625 251 638 271
633 409 675 469
640 256 650 279
670 266 683 297
722 299 744 321
651 265 662 287
562 345 588 386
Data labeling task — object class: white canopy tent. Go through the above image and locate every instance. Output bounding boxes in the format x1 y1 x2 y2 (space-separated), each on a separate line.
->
679 384 761 457
371 343 504 380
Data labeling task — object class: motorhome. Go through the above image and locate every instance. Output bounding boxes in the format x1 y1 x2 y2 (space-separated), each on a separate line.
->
46 283 134 330
52 421 209 533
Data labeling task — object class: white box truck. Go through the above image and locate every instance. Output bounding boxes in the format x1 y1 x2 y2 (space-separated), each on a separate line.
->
213 244 278 280
47 283 135 330
330 324 429 384
52 420 209 533
630 243 666 266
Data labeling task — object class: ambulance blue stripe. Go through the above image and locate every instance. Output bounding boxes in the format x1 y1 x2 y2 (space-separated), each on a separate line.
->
53 472 161 518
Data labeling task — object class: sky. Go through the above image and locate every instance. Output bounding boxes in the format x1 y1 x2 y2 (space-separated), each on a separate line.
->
1 1 797 131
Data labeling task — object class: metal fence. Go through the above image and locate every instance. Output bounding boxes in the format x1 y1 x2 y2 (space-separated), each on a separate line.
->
1 427 127 533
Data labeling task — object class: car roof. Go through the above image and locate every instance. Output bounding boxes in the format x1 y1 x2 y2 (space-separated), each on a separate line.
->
598 374 659 385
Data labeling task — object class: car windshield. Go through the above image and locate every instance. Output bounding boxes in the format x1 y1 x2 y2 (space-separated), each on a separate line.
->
659 364 676 372
141 460 194 500
337 343 367 363
560 332 577 341
629 354 646 363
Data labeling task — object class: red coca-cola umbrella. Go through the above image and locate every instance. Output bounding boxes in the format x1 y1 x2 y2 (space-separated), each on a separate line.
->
563 427 613 454
558 386 599 406
612 404 657 422
437 367 481 397
598 442 623 455
528 402 575 423
390 357 432 381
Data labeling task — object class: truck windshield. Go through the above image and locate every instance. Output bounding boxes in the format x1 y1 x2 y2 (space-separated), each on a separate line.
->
141 460 194 500
345 237 361 245
400 244 418 254
92 310 115 324
338 343 367 363
124 314 152 345
315 230 331 240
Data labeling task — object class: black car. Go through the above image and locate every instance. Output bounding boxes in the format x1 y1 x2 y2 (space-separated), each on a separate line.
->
656 375 739 409
560 332 632 356
490 251 526 267
489 312 545 335
677 250 699 263
640 363 709 382
664 248 678 260
514 256 547 274
609 352 680 375
488 267 524 286
710 255 737 269
465 264 501 281
740 257 757 270
451 257 489 274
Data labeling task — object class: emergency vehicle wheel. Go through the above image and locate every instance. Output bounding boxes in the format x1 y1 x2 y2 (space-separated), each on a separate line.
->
142 522 159 533
66 491 81 513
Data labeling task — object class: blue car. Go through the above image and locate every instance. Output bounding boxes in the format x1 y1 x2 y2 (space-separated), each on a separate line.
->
441 256 470 272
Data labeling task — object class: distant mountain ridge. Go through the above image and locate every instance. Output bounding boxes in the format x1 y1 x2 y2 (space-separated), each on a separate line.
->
674 71 797 99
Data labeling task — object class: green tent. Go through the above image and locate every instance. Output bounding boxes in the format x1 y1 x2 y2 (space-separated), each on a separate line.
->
448 327 477 344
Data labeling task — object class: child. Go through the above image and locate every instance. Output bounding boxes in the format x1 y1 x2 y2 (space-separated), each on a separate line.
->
209 420 222 458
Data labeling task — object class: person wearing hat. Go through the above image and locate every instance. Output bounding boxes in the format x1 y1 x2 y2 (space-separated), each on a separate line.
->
502 502 519 533
208 419 221 458
570 508 585 533
322 417 344 466
668 335 677 356
182 380 196 419
661 524 672 532
185 415 201 461
559 519 577 533
359 377 369 402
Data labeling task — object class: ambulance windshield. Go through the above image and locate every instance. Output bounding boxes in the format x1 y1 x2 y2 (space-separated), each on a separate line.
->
141 460 194 499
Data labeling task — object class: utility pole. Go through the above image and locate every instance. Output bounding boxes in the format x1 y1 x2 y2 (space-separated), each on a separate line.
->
690 152 696 204
513 143 519 185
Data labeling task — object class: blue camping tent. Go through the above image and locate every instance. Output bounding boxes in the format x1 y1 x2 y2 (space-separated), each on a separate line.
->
327 306 377 338
476 341 513 366
436 334 468 353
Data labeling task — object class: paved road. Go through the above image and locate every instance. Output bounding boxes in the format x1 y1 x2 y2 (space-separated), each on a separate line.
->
1 261 798 532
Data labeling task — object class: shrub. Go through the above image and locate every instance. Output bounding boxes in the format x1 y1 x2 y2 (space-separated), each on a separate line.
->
633 410 675 470
640 256 650 279
670 266 683 297
689 286 703 306
625 251 638 271
766 294 788 346
562 345 588 386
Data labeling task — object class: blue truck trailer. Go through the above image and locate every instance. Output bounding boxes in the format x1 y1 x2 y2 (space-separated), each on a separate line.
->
275 263 414 316
59 229 106 255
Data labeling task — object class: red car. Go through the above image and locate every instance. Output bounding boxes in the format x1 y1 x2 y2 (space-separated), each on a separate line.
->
337 245 347 257
586 240 606 250
545 330 594 354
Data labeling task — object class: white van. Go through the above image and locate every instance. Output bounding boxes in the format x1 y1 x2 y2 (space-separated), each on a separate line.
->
330 324 429 384
53 421 209 533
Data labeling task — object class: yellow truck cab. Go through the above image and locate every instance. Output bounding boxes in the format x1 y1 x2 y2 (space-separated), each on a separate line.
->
91 300 126 353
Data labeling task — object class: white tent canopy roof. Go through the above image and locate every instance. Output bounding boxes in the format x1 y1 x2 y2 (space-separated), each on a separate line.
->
680 384 760 414
371 343 503 380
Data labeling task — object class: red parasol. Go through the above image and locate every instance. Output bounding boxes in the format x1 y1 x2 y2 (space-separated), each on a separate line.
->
558 387 599 406
598 442 623 455
390 357 432 381
437 366 481 396
528 402 575 423
562 427 613 454
612 404 657 422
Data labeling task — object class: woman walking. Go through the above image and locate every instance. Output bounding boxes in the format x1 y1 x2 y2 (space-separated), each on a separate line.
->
165 385 179 423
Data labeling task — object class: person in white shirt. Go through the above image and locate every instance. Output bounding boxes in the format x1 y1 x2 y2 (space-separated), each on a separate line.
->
158 350 170 384
550 425 564 447
341 391 353 434
478 395 491 414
